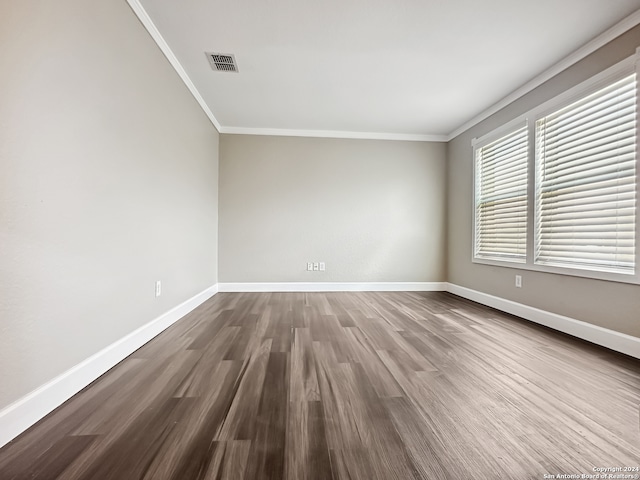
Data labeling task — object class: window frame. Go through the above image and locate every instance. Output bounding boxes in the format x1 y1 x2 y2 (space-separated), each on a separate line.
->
472 118 529 265
471 52 640 285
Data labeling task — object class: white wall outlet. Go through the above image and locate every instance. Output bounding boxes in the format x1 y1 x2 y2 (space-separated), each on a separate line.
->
155 280 162 297
515 275 522 288
313 262 319 271
319 262 325 271
307 262 313 271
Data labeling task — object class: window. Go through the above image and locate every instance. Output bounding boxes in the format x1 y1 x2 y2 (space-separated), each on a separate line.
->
472 54 638 284
535 75 637 275
474 125 528 263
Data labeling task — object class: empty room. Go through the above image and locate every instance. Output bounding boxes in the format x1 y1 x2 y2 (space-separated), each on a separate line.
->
1 0 640 479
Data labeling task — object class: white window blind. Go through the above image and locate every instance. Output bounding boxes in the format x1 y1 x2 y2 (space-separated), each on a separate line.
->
475 126 528 263
535 74 637 274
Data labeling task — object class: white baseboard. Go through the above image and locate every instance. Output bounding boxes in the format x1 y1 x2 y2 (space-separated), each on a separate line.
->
4 281 636 450
446 283 640 360
0 284 218 449
218 282 447 292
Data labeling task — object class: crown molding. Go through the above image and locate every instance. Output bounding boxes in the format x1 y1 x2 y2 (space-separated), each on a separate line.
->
128 1 640 144
126 0 222 132
219 126 446 142
125 0 444 142
126 0 442 143
446 8 640 141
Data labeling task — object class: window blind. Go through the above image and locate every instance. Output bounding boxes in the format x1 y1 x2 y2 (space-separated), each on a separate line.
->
475 126 528 262
535 74 637 274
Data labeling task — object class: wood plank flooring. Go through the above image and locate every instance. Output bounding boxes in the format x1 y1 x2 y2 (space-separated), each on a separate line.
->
1 291 639 479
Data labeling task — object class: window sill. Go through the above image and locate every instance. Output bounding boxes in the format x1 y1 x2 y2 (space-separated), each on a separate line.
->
472 256 639 285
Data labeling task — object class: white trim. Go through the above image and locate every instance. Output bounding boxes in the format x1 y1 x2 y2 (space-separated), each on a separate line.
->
529 55 636 121
469 53 640 286
127 0 640 144
471 115 528 147
0 284 218 449
3 281 637 450
469 256 640 286
472 121 529 267
125 0 222 131
447 9 640 141
636 47 640 285
125 0 443 143
219 127 446 143
218 282 447 292
446 283 640 360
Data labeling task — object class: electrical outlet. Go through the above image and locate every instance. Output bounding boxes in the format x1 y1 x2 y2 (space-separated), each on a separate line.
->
155 280 162 297
319 262 325 271
313 262 319 271
307 262 313 271
515 275 522 288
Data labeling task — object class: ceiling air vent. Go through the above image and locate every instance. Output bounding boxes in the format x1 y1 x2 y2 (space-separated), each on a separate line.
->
206 52 238 72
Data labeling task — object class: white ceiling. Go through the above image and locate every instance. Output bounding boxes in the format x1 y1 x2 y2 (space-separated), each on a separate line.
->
133 0 640 140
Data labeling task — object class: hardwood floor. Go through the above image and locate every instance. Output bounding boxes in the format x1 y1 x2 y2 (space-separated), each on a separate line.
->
0 291 639 479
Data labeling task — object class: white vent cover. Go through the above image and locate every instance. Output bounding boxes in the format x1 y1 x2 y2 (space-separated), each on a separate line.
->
206 52 238 72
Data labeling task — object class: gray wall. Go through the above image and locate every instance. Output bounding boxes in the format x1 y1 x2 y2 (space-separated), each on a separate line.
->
0 0 219 410
219 135 446 283
447 26 640 337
